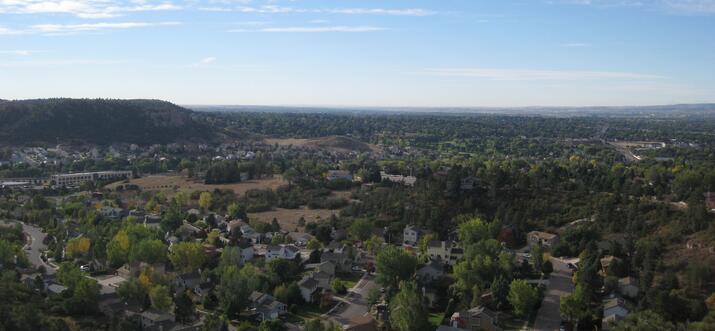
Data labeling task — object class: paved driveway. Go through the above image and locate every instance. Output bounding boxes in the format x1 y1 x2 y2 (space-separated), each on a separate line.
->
326 273 379 326
533 258 574 331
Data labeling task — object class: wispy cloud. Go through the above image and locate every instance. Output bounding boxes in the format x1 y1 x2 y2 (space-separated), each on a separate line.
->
425 67 662 81
560 42 591 47
200 57 216 64
28 21 181 34
0 26 24 35
229 25 385 33
0 0 181 19
326 8 435 16
200 5 435 16
552 0 715 14
0 50 36 55
663 0 715 14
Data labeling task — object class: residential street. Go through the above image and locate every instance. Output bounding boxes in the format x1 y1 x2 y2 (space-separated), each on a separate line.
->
18 221 57 275
533 258 574 331
326 273 378 326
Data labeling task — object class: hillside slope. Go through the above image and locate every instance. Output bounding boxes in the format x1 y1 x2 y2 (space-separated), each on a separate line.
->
0 99 214 145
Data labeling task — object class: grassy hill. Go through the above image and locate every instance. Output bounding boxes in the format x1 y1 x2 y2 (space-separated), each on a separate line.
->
0 98 215 145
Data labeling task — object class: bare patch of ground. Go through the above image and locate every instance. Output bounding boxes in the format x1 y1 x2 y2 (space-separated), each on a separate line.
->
248 207 338 231
264 136 381 154
106 175 286 197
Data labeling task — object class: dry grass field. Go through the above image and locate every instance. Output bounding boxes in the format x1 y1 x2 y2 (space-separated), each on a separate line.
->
264 135 381 154
248 207 338 231
106 175 286 197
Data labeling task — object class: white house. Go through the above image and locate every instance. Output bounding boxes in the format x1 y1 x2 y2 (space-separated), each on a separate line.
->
265 244 300 261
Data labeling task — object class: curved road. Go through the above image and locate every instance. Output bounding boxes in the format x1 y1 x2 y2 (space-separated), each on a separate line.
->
20 221 57 274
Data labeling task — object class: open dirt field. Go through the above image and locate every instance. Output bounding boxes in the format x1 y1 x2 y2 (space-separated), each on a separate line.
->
106 175 286 196
248 207 338 231
264 135 381 154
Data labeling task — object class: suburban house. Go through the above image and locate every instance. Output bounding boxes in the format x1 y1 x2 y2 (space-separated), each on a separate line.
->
450 306 501 331
416 258 445 284
706 192 715 213
288 232 314 247
460 176 478 191
143 214 162 229
265 244 300 261
320 242 358 273
298 276 320 303
326 170 353 181
380 171 417 186
238 245 255 265
297 261 337 304
99 206 125 220
248 291 287 321
426 240 464 266
403 225 422 246
618 277 639 298
176 221 203 240
527 231 559 248
131 309 174 331
47 283 68 296
600 256 622 276
174 271 202 292
239 223 264 244
602 295 629 330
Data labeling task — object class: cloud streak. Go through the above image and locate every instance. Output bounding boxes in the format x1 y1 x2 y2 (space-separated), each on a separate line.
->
553 0 715 14
200 5 435 16
425 68 662 81
0 0 181 19
230 25 385 33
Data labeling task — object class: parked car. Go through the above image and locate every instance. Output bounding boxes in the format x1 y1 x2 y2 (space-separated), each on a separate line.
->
80 265 90 272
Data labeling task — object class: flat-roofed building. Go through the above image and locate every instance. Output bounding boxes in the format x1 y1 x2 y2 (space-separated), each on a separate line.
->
52 171 132 187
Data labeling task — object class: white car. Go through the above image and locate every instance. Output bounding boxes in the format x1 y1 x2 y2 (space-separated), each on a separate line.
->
80 265 90 272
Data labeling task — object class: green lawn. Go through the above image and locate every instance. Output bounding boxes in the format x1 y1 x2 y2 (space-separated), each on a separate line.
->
429 313 445 327
290 303 331 322
336 272 362 289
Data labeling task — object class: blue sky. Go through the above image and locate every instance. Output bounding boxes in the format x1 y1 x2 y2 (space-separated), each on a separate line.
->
1 0 714 107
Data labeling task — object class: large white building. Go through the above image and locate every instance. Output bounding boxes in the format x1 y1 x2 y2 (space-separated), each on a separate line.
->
51 171 132 187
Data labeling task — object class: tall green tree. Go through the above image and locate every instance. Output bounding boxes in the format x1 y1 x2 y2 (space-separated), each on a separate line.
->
149 285 172 311
388 281 431 331
169 242 206 273
560 285 589 323
507 279 539 318
375 245 417 289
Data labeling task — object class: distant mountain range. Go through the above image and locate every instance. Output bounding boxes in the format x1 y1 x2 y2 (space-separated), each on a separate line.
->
189 103 715 117
0 99 214 145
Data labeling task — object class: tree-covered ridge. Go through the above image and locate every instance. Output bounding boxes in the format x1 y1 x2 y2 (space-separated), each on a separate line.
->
0 98 214 145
